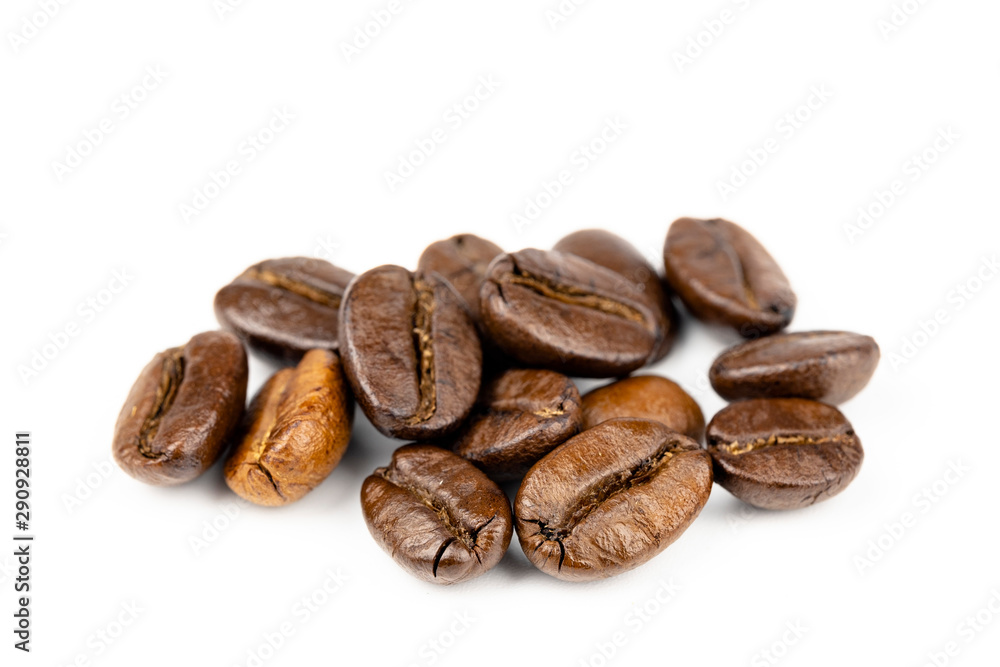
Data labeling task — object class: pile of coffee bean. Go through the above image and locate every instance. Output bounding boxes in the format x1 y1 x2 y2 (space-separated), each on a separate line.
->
112 217 879 584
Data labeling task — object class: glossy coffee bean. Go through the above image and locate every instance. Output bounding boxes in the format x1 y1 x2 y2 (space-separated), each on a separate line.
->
361 445 513 585
113 331 247 486
450 369 582 481
514 418 712 581
339 265 482 440
710 331 880 404
418 234 503 323
663 218 796 337
224 349 353 506
480 249 660 377
706 398 863 510
581 375 705 443
554 229 679 362
214 257 354 363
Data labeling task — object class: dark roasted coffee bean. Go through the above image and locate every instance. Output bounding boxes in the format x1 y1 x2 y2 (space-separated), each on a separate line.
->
514 418 712 581
418 234 503 323
480 249 660 377
214 257 354 363
225 349 353 506
450 369 581 481
554 229 679 362
339 265 482 440
581 375 705 442
361 445 513 585
706 398 863 510
710 331 880 404
113 331 247 486
663 218 796 337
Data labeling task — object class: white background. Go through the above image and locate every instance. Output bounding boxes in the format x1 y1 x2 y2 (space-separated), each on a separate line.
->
2 1 999 665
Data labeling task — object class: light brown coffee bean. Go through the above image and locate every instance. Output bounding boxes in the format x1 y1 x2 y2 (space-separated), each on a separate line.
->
224 349 353 506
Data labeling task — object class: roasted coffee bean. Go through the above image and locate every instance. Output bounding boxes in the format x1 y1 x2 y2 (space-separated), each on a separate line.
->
480 249 660 377
514 418 712 581
339 265 482 440
663 218 796 337
113 331 247 486
224 349 353 506
706 398 863 510
418 234 503 323
361 445 513 585
554 229 679 362
450 369 582 480
710 331 880 404
214 257 354 363
581 375 705 442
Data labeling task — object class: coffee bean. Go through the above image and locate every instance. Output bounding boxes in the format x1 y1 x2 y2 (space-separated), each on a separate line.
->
450 368 582 480
554 229 679 362
480 249 660 377
663 218 796 337
361 445 513 585
339 265 482 440
224 349 353 506
214 257 354 363
581 375 705 442
113 331 247 486
710 331 880 404
418 234 503 323
706 398 863 510
514 418 712 581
